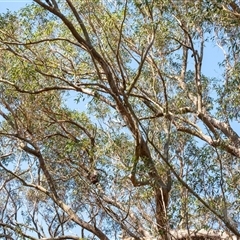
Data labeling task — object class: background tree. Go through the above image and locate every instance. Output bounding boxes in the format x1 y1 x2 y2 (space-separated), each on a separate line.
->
0 0 239 239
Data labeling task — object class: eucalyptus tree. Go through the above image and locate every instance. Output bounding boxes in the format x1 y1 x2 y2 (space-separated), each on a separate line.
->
0 0 239 239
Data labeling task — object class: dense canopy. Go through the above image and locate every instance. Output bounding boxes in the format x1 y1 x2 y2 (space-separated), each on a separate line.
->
0 0 240 239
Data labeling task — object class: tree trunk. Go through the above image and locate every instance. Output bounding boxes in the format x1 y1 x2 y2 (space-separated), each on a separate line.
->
155 187 170 240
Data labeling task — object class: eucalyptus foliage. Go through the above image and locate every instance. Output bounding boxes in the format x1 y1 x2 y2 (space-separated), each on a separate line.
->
0 0 239 239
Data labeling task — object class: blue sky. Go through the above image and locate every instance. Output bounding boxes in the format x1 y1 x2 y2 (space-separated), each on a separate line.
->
0 0 31 13
0 2 239 238
0 1 225 79
1 1 239 136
